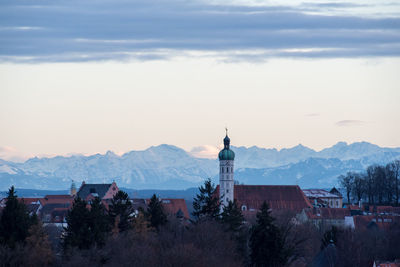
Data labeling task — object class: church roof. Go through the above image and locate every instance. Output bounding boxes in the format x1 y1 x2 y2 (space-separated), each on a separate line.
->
216 185 312 213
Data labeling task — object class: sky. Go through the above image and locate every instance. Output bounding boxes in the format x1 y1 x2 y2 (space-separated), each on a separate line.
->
0 0 399 162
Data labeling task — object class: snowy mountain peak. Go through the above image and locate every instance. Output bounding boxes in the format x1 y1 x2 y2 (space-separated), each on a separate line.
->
0 142 399 190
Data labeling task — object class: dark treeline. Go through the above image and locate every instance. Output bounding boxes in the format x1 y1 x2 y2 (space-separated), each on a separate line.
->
1 180 400 266
339 160 400 205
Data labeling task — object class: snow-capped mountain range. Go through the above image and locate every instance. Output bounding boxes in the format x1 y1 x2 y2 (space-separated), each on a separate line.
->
0 142 399 190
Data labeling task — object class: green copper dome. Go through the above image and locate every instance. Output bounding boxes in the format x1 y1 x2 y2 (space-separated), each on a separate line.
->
218 133 235 160
218 148 235 160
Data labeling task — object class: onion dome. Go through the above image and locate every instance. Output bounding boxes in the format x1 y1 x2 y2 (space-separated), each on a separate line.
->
218 133 235 160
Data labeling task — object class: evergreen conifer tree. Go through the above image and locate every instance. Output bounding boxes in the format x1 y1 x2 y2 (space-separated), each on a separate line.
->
221 200 244 233
147 194 167 230
88 197 110 247
63 197 91 250
192 178 220 220
249 202 288 267
108 190 133 232
0 186 35 248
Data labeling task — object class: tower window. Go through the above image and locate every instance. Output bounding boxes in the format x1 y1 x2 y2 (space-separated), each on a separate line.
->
242 205 247 211
226 189 229 193
226 167 229 173
226 197 229 202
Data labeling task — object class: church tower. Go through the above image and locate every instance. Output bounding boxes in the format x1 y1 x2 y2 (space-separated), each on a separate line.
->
70 180 77 197
218 129 235 208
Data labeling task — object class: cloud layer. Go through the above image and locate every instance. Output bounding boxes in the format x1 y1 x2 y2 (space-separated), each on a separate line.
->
335 120 366 127
0 0 399 62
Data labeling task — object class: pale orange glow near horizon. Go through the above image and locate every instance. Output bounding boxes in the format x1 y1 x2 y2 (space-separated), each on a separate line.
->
1 57 399 162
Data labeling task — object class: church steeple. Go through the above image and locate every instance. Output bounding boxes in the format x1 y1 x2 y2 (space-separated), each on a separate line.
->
223 128 230 149
70 180 77 197
219 129 235 209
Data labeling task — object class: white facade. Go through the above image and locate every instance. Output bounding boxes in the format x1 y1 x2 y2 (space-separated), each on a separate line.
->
219 160 234 208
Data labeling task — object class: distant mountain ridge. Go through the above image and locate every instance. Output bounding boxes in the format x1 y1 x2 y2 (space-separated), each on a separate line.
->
0 142 399 190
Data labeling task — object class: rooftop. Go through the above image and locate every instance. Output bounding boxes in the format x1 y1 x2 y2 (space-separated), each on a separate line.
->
217 185 312 213
303 189 341 199
77 183 115 200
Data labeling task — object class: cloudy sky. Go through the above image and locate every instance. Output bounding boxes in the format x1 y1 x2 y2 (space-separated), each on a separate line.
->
0 0 399 161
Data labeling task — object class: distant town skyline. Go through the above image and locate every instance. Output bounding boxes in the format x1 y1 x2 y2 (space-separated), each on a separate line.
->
1 0 399 162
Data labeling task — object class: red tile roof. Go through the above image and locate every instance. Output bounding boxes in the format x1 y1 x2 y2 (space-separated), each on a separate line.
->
353 215 400 231
217 185 312 213
43 195 74 205
347 205 361 210
44 195 72 199
303 189 341 199
306 207 350 220
376 206 400 214
376 262 400 267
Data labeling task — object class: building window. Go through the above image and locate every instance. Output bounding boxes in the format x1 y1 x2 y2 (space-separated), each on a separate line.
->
336 201 338 207
226 197 229 202
226 189 229 193
242 205 247 211
226 167 229 173
231 167 233 172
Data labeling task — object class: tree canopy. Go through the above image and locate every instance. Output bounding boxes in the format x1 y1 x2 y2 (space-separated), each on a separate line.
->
0 186 37 248
192 178 220 221
249 202 289 267
147 194 167 230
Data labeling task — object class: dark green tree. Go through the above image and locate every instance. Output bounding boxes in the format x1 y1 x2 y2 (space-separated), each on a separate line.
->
88 197 110 247
249 202 288 267
108 190 133 232
0 186 36 248
192 178 220 220
220 200 244 233
221 200 248 264
63 197 91 250
146 194 167 230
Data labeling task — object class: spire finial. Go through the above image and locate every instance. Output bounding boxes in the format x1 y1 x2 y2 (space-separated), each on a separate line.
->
225 127 228 136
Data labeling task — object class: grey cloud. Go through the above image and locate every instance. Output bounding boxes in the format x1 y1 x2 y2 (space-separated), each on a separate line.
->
306 113 320 117
0 0 399 62
336 120 366 127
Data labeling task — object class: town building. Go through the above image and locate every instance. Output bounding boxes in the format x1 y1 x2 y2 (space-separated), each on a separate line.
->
77 181 119 201
303 189 343 208
298 207 351 228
